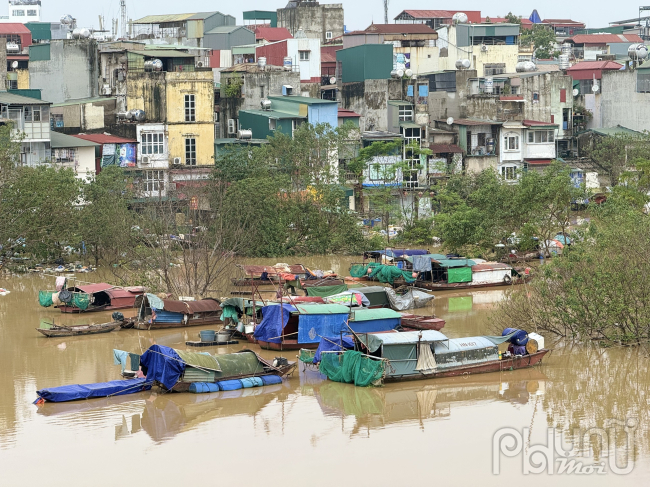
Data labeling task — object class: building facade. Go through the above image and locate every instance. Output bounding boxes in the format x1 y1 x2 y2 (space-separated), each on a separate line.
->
277 1 343 44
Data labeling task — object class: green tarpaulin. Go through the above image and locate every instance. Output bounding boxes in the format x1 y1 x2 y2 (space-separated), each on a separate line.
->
447 266 472 283
212 351 265 380
176 350 222 371
349 263 415 285
351 308 402 322
39 290 54 307
72 293 90 311
305 284 349 297
319 351 385 387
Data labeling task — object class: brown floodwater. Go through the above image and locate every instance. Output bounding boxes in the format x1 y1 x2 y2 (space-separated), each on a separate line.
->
1 255 650 486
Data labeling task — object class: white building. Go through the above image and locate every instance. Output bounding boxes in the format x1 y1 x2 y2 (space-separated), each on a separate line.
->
0 0 41 23
0 91 51 166
499 120 558 181
136 122 168 198
50 131 99 180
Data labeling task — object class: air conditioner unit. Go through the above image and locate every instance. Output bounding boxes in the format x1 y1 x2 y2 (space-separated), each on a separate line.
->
481 44 488 52
141 156 151 165
196 61 204 68
173 157 181 165
178 28 187 37
227 119 236 134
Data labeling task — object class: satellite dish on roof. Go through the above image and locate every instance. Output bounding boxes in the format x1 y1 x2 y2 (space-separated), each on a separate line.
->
11 61 18 69
330 77 336 84
572 88 579 97
592 84 600 93
446 117 454 125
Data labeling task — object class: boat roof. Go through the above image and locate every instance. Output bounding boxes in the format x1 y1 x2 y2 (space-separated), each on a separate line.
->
238 264 307 276
163 299 221 314
351 308 402 322
348 286 388 294
360 330 448 352
294 304 350 315
75 283 114 293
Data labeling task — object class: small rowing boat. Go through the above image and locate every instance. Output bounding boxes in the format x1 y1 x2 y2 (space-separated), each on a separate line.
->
36 321 121 337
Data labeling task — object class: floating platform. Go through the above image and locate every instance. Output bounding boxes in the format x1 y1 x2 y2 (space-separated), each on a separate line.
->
185 340 239 347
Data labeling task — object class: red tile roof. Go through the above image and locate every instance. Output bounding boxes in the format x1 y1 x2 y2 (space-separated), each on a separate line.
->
525 159 554 165
321 45 342 63
365 23 437 35
254 26 293 42
430 143 463 153
397 10 482 24
338 109 361 118
0 23 32 34
482 17 533 27
567 61 624 71
567 33 643 44
73 133 137 144
500 95 524 101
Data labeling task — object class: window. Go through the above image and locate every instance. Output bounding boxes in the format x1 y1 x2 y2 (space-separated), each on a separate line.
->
501 165 517 180
27 9 37 16
141 132 164 155
269 119 277 130
398 105 413 121
560 89 567 103
637 72 650 93
326 31 333 40
184 94 195 122
53 148 76 163
6 80 17 90
52 113 64 128
185 138 196 165
527 130 555 144
299 50 310 61
484 63 506 76
504 135 519 151
12 10 25 16
143 170 164 192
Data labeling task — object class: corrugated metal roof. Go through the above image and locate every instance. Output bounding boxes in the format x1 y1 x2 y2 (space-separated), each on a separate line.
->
75 283 114 293
255 26 292 42
0 23 32 34
589 125 642 136
567 61 624 71
365 24 437 35
351 308 402 322
433 258 476 268
567 33 643 44
542 19 585 25
205 25 245 34
52 97 116 107
396 10 482 23
294 304 350 315
73 133 138 144
130 49 194 58
439 118 503 126
523 120 559 127
133 13 196 24
361 330 449 351
50 131 99 148
0 91 50 105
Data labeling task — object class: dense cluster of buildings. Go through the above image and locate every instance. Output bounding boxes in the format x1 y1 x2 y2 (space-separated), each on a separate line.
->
1 0 649 218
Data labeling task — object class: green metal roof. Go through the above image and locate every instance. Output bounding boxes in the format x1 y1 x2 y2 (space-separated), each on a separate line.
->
400 121 421 129
239 109 306 119
268 95 337 105
294 304 350 315
50 132 100 148
589 125 643 136
0 91 50 105
129 49 195 58
351 308 402 322
434 258 476 268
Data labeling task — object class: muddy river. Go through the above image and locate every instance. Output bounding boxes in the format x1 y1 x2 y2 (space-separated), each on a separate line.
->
1 255 649 485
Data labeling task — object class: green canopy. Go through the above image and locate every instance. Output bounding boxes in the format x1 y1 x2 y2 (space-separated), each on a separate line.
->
305 284 348 297
176 350 222 371
351 308 402 322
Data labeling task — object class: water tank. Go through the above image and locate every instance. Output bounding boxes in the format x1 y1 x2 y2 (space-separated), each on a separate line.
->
452 12 469 24
283 56 293 71
561 43 572 56
60 14 75 25
72 28 91 39
144 59 163 72
558 54 570 70
257 56 267 68
395 68 404 78
237 129 252 140
117 112 128 120
486 138 495 153
260 99 272 110
455 59 471 69
629 43 649 60
6 42 20 54
516 61 537 72
125 111 135 121
404 69 413 77
130 110 145 122
484 76 494 94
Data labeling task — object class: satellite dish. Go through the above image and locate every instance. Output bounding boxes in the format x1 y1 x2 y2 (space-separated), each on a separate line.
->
572 88 579 97
330 77 336 84
592 84 600 93
446 117 454 125
11 61 18 69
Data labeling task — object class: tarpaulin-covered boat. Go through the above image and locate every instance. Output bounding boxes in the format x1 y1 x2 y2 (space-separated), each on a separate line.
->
39 283 145 313
134 294 222 330
35 321 121 337
318 330 549 386
253 303 403 351
35 378 151 403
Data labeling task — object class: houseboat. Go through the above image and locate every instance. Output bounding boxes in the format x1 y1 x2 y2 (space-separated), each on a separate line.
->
134 294 222 330
316 329 549 386
253 303 403 351
38 282 145 313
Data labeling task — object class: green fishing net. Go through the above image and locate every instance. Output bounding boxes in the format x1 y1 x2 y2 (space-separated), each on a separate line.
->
72 293 91 310
349 263 415 285
319 351 385 387
38 291 54 307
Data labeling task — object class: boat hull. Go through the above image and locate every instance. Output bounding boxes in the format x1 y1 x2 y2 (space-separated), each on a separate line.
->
58 303 134 314
399 315 446 331
257 340 318 351
133 317 223 330
402 277 531 291
384 349 549 383
168 362 297 392
35 322 121 337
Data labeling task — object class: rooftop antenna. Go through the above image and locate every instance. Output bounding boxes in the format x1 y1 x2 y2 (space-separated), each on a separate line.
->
384 0 389 24
120 0 127 38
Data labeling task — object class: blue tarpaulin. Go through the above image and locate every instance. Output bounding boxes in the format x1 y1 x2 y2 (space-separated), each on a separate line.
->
350 319 400 334
140 345 186 390
313 336 355 363
529 9 542 23
297 313 350 344
253 304 296 343
36 378 151 403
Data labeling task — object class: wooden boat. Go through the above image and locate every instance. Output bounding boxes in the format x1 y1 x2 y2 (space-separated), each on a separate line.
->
36 321 121 337
399 313 446 331
133 294 222 330
318 330 549 386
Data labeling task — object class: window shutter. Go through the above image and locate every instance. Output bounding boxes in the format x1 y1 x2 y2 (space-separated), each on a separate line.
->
560 89 566 103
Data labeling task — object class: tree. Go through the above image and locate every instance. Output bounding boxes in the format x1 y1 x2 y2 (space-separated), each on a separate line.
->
520 25 559 59
505 12 521 24
584 133 650 189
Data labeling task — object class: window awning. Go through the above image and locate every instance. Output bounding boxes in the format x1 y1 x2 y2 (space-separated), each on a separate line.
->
400 121 421 129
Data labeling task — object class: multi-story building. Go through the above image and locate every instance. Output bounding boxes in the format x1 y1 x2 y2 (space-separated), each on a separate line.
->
1 1 41 24
499 120 558 180
0 90 51 165
256 36 321 83
394 9 482 30
277 0 343 45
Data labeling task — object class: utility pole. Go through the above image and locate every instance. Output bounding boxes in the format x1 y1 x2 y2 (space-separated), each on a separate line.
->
384 0 389 24
120 0 127 38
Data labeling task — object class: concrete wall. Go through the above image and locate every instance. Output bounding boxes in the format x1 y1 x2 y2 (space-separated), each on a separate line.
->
287 38 321 82
28 39 98 104
466 155 498 173
395 46 439 74
340 79 388 132
277 2 344 44
127 72 168 122
16 69 29 89
228 70 302 111
0 39 6 91
521 72 573 138
601 69 650 132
